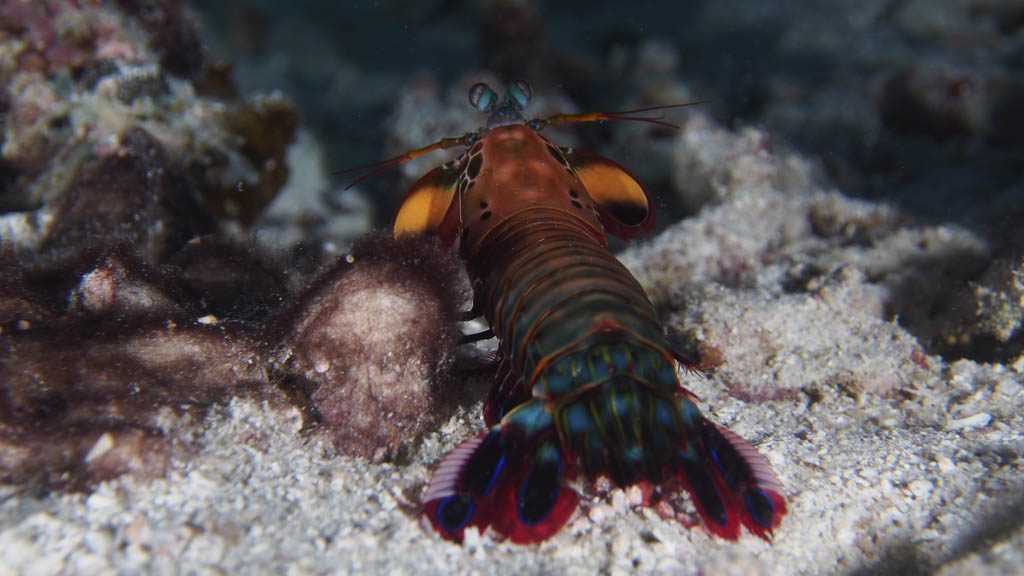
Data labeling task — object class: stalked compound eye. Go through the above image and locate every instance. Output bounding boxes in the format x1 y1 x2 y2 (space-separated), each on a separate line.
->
505 79 533 110
469 82 499 113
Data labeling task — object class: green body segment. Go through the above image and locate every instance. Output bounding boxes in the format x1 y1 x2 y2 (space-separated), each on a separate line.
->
467 207 702 482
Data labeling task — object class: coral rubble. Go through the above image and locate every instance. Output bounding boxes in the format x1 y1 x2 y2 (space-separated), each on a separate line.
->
0 1 460 490
0 0 298 247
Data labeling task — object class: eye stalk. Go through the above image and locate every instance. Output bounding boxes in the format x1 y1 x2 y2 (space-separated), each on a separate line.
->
469 83 499 113
505 79 532 110
339 80 696 190
469 80 533 113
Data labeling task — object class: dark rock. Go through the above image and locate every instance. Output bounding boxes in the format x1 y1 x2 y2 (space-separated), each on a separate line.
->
40 128 218 268
169 236 289 321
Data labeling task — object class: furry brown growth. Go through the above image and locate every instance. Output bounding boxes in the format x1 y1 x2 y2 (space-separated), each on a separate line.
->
276 233 465 461
1 226 468 490
0 316 271 490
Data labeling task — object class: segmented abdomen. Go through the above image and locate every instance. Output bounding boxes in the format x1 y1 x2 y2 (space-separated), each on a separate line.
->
469 207 660 376
426 205 785 543
467 207 690 482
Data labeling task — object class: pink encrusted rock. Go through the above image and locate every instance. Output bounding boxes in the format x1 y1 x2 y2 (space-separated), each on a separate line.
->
277 233 463 461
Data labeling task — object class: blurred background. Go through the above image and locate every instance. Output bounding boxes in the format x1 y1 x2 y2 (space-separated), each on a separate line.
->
187 0 1023 238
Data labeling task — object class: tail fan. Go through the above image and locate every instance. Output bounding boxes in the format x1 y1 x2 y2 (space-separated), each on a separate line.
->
677 417 787 540
423 428 579 543
481 355 530 427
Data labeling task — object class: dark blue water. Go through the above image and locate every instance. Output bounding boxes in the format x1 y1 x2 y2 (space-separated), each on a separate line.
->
189 0 1023 248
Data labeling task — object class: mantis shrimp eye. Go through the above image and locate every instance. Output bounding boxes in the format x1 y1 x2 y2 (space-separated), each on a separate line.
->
505 79 533 110
469 82 499 113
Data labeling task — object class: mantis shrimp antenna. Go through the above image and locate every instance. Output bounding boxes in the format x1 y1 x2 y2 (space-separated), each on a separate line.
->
336 80 699 189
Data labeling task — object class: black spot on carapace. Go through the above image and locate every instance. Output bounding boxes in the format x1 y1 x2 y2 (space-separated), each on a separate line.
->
466 155 483 180
571 200 583 209
480 211 492 221
568 189 579 198
480 201 489 209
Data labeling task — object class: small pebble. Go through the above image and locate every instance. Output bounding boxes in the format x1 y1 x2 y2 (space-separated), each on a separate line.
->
84 432 115 462
936 454 956 474
946 413 992 430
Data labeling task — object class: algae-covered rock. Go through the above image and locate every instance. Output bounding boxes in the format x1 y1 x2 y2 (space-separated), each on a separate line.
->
0 0 298 241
